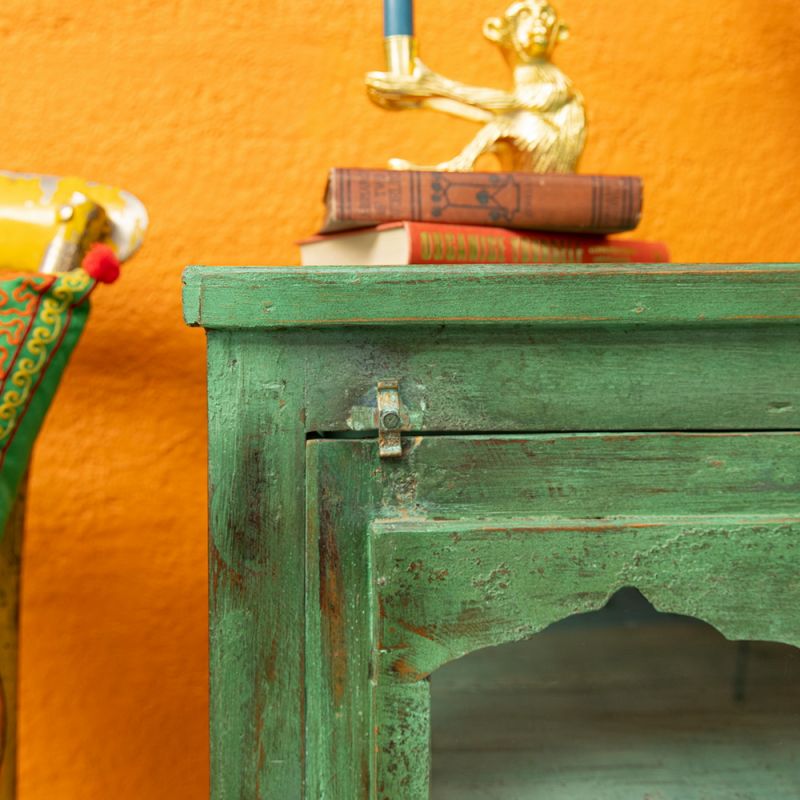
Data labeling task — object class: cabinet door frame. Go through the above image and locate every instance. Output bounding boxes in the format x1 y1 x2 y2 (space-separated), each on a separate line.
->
306 432 800 799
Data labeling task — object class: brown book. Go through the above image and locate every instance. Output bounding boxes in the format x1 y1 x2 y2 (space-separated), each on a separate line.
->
321 168 642 235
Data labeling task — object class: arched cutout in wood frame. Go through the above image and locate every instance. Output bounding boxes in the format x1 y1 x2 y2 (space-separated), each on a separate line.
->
371 516 800 797
428 586 800 798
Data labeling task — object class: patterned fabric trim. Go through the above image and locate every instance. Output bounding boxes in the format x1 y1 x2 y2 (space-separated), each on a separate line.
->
0 270 93 455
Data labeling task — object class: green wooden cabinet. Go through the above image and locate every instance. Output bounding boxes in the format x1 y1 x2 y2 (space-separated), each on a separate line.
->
183 263 800 799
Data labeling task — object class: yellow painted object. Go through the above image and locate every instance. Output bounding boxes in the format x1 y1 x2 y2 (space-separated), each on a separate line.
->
0 172 147 800
0 173 146 800
0 172 148 273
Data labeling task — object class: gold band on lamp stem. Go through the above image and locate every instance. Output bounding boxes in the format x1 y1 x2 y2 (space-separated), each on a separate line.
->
384 35 417 75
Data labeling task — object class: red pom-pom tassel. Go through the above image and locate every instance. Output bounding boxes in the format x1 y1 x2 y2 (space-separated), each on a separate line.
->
81 243 121 284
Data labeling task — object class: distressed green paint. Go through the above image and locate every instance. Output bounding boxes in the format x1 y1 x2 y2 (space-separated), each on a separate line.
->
307 433 800 797
374 516 800 678
300 325 800 432
183 264 800 330
185 263 800 799
368 432 800 676
184 267 800 439
305 441 378 798
207 332 306 798
372 432 800 519
375 682 431 800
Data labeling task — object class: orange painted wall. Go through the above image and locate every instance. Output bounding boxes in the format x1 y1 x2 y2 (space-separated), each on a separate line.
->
1 0 798 796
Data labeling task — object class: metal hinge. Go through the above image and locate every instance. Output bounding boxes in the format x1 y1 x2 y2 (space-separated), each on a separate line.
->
376 380 408 458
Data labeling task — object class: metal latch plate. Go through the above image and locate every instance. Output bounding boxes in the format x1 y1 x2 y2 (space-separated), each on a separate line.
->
377 380 405 458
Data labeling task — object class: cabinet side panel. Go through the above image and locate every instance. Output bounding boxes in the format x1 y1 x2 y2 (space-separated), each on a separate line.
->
207 331 306 799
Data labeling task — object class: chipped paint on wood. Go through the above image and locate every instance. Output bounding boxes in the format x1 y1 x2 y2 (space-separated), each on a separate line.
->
307 433 800 796
374 516 800 679
193 264 800 798
375 682 430 800
183 264 800 330
207 332 306 798
300 325 800 433
305 442 379 798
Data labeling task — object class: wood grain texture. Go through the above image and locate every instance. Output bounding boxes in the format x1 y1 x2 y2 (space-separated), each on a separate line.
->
373 432 800 520
307 440 433 799
376 681 431 800
307 433 800 796
375 516 800 679
196 325 800 434
186 265 800 434
305 441 378 798
371 433 800 677
183 264 800 330
207 332 306 798
192 263 800 799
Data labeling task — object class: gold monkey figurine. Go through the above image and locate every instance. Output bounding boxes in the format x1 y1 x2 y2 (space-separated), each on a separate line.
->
367 1 586 173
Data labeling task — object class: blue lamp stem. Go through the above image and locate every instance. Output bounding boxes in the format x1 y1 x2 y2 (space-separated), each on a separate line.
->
384 0 414 37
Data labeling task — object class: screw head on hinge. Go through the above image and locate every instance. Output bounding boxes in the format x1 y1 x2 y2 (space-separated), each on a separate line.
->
380 410 402 430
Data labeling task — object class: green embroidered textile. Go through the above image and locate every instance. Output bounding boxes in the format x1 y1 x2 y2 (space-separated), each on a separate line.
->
0 270 94 532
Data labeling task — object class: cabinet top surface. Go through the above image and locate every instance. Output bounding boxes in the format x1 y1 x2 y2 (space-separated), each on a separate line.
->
182 263 800 331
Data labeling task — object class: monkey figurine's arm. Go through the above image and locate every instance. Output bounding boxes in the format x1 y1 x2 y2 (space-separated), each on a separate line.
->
367 61 517 118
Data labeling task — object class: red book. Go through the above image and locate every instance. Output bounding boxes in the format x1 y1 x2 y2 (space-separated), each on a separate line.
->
321 168 643 234
300 221 669 266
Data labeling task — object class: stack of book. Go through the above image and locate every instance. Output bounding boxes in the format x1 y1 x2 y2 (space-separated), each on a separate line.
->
299 168 668 266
